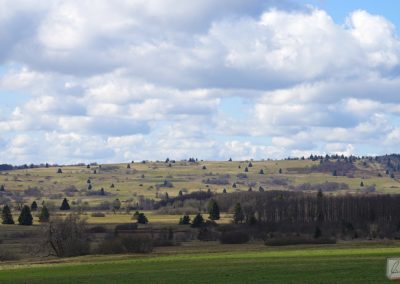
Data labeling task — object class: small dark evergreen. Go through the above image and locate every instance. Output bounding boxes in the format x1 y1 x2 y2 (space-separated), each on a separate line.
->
233 203 244 224
39 206 50 222
179 215 191 225
207 199 220 220
60 198 71 210
191 213 204 228
31 201 38 211
137 213 148 224
18 205 33 225
1 205 14 224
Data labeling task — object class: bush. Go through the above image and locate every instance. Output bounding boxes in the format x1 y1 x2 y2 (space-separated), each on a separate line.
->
264 237 336 246
91 212 106 217
220 231 249 244
40 214 90 257
97 235 153 254
114 223 138 235
0 249 19 261
96 238 125 254
88 226 108 233
198 227 219 241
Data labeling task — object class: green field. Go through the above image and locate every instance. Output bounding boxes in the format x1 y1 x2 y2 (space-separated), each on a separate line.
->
0 243 397 283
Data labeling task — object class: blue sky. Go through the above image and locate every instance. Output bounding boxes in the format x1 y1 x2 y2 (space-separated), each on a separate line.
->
1 0 400 164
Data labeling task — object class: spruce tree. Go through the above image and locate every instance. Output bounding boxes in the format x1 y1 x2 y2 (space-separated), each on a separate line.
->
18 205 33 225
0 184 5 191
1 205 14 224
60 198 71 210
179 215 191 225
233 203 244 224
137 213 148 224
39 206 50 222
31 201 38 211
207 199 220 220
191 213 204 228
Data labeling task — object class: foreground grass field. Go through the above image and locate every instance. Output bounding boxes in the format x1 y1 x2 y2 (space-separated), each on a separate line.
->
0 243 397 283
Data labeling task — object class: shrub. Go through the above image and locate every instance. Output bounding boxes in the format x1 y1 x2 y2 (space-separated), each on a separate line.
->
198 227 219 241
88 225 108 233
220 231 249 244
0 250 19 261
114 223 138 235
96 238 125 254
97 235 154 254
91 212 106 217
40 214 90 257
264 237 336 246
179 215 191 225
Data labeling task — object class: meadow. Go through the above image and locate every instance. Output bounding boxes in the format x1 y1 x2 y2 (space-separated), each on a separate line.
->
0 242 397 283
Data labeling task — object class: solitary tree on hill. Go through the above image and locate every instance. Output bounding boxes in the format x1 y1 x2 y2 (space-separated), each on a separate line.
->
18 205 33 225
1 205 14 224
60 198 70 210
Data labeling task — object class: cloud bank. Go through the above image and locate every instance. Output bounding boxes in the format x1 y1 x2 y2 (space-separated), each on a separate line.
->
1 1 400 163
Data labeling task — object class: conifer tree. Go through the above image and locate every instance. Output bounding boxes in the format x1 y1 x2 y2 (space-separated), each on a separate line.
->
1 205 14 224
179 215 191 225
191 213 204 228
60 198 70 210
137 213 148 224
233 203 244 224
31 201 38 211
39 206 50 222
18 205 33 225
207 199 220 220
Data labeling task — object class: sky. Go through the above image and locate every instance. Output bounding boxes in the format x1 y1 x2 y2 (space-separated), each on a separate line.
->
1 0 400 164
